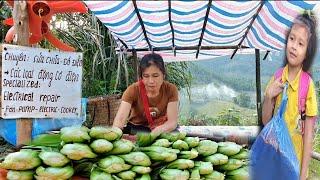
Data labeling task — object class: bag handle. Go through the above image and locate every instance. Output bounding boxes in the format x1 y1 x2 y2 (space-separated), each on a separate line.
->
139 80 155 129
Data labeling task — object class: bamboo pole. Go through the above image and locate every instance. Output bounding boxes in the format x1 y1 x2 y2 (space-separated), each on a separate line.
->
13 1 32 146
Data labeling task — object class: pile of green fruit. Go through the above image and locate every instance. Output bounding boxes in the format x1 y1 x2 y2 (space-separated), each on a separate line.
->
0 126 249 180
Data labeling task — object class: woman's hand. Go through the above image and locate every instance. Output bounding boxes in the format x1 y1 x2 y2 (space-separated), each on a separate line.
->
151 126 164 134
151 101 179 134
113 101 131 129
265 77 284 100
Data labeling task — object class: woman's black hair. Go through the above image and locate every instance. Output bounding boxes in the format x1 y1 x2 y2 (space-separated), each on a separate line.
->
139 53 166 78
283 11 317 73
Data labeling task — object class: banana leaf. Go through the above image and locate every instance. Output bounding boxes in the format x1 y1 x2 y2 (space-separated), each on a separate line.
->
27 134 61 147
136 132 159 147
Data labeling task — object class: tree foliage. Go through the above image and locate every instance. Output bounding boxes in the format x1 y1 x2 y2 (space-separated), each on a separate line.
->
233 93 252 108
49 13 134 97
0 0 11 43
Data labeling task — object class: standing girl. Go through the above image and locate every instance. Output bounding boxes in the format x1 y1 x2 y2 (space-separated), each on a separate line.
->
262 11 318 179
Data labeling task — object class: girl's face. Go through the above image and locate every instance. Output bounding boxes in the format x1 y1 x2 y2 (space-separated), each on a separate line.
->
142 64 164 93
286 23 309 68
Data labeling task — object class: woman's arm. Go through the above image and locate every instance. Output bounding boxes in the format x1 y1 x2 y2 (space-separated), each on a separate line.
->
300 116 316 180
112 101 132 129
152 101 178 134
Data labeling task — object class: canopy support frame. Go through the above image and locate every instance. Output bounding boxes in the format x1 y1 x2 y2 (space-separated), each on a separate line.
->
132 0 152 51
231 2 265 59
125 45 249 52
168 0 176 56
196 0 212 59
263 50 270 60
118 38 128 49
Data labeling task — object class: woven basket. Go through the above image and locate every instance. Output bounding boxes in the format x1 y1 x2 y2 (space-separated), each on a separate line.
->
87 94 121 126
108 94 122 124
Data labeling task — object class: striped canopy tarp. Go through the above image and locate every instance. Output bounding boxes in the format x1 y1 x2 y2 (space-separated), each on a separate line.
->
84 1 316 62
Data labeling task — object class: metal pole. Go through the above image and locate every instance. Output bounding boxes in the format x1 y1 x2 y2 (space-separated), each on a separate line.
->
255 49 262 127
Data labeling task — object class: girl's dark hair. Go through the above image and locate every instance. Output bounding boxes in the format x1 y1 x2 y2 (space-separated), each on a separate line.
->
139 53 166 78
283 11 317 73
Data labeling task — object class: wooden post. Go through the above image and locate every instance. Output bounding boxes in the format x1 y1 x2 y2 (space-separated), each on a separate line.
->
132 49 139 81
0 45 2 113
13 1 32 146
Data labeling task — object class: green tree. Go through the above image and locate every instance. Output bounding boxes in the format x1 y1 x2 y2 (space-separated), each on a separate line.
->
233 93 251 108
0 1 11 43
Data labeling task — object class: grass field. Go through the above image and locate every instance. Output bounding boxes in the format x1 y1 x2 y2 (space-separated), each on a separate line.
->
179 98 257 126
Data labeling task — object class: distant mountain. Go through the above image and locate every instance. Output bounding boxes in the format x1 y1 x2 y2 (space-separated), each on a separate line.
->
189 49 320 92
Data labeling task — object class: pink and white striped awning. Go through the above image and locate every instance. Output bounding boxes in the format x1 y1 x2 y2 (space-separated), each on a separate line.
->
84 1 316 62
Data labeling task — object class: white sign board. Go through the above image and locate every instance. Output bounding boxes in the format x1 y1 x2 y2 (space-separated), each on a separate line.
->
1 44 82 118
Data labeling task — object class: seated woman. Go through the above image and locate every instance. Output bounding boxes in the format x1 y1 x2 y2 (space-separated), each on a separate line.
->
113 53 179 134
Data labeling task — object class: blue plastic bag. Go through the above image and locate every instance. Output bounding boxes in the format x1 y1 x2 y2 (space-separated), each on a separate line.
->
250 84 300 180
0 98 87 146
